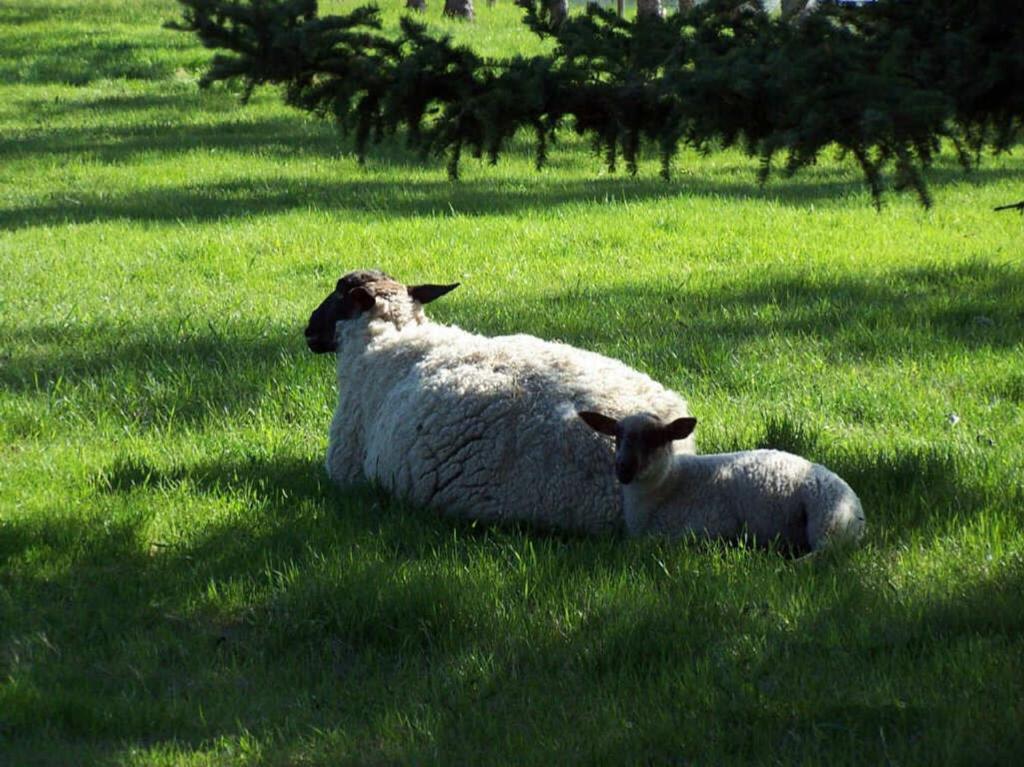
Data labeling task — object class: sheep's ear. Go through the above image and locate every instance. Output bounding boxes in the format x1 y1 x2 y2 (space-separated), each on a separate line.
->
578 411 618 436
351 286 376 312
662 417 697 442
408 283 460 305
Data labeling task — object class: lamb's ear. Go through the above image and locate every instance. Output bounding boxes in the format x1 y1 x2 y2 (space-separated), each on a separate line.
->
578 411 618 436
408 283 460 305
662 417 697 442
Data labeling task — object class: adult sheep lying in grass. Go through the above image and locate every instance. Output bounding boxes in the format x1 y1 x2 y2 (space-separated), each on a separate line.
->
578 411 865 551
304 270 695 535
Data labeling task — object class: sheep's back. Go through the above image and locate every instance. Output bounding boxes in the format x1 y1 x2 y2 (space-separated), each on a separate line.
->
360 327 693 534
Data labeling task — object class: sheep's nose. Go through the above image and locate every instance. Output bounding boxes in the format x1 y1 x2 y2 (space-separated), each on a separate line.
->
615 459 635 485
304 329 336 354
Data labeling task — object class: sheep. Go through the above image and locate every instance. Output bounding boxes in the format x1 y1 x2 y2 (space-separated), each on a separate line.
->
304 269 695 535
577 411 865 551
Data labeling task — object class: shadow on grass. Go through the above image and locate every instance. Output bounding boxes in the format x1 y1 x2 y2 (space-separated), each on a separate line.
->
0 319 309 432
0 2 153 26
0 38 182 85
0 449 559 748
3 111 1023 226
4 263 1019 526
19 92 244 117
0 114 350 166
706 412 1004 547
5 161 1024 232
452 261 1024 369
3 439 1022 762
0 4 79 26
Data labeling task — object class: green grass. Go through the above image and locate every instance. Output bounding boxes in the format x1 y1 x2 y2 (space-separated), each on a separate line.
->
2 1 1023 764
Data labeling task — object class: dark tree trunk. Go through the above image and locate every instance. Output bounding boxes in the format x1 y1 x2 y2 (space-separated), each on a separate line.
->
546 0 568 27
637 0 665 19
406 0 426 11
782 0 819 19
678 0 694 11
444 0 474 20
617 0 624 17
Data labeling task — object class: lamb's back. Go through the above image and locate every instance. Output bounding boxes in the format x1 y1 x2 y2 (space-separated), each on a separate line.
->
649 450 813 545
803 463 866 549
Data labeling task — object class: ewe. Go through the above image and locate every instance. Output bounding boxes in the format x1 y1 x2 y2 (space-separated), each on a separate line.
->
304 270 695 535
578 411 864 551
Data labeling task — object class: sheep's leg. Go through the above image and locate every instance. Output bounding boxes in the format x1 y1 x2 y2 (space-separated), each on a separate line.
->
325 438 365 486
325 405 367 486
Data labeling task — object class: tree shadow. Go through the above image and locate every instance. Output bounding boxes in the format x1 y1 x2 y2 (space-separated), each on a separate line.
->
450 261 1024 372
3 105 1023 224
4 434 1020 762
405 528 1024 764
0 3 75 26
2 162 1022 232
0 37 182 85
0 448 607 757
20 92 242 117
737 413 1000 546
0 113 350 165
0 2 152 26
0 319 309 432
765 563 1024 761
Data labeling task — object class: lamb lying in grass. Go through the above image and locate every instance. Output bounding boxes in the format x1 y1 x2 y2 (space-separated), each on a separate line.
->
577 411 865 551
304 270 695 535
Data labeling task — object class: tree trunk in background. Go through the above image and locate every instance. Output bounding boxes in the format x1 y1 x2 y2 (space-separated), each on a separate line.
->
617 0 624 17
782 0 819 19
547 0 568 27
444 0 474 20
406 0 425 10
678 0 694 11
637 0 665 19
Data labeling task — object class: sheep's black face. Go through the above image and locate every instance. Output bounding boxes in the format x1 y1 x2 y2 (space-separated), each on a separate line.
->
304 270 459 354
304 270 393 354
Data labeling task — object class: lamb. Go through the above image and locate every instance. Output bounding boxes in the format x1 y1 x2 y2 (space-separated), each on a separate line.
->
577 411 865 551
304 269 695 535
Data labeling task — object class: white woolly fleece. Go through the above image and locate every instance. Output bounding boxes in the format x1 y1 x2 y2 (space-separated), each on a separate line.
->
325 298 694 535
622 448 865 550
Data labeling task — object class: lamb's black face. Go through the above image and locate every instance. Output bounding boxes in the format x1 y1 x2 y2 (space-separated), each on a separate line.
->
614 418 665 485
304 270 392 354
578 411 697 485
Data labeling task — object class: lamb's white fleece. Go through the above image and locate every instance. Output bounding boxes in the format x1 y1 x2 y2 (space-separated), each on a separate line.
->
326 304 694 535
623 448 865 550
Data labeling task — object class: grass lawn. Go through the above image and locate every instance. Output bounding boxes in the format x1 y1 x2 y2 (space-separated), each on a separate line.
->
2 1 1023 764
